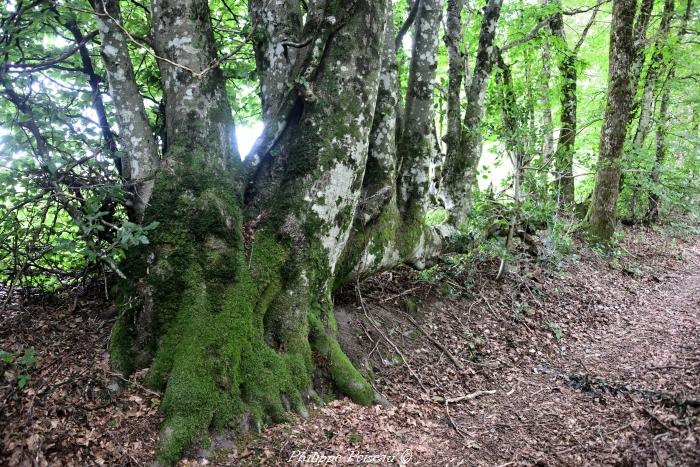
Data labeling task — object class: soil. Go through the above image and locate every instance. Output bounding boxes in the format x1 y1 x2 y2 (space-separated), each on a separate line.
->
1 226 698 466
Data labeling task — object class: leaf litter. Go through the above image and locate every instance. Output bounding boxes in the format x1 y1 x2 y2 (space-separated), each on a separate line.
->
1 226 698 466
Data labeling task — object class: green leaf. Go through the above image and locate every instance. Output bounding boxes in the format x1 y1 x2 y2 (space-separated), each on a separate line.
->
17 374 30 389
18 348 37 366
0 350 16 363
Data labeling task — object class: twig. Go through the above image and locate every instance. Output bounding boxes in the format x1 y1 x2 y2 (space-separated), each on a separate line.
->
433 390 497 403
397 309 465 373
444 400 468 439
355 285 427 392
109 371 162 398
379 286 421 303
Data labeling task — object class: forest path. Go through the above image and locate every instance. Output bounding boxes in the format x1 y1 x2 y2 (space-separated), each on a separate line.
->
1 228 698 466
244 228 700 466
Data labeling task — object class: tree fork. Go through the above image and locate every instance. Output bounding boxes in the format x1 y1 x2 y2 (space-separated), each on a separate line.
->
109 1 387 464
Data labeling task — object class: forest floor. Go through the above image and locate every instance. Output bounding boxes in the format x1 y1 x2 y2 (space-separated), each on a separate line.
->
1 225 699 466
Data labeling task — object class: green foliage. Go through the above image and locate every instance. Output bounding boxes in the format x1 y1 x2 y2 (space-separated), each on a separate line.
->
0 347 37 390
546 322 564 341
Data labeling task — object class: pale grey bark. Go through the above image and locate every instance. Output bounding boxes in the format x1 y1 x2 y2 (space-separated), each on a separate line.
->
441 0 504 226
397 0 444 217
152 0 239 163
359 12 400 225
632 0 674 148
94 0 159 222
249 0 303 124
587 0 638 241
444 0 465 165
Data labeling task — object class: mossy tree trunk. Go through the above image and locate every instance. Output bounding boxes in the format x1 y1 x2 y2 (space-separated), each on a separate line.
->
586 0 638 241
441 0 503 227
550 7 577 209
105 0 387 464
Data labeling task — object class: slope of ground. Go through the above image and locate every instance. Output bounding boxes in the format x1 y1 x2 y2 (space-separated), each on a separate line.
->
1 225 698 466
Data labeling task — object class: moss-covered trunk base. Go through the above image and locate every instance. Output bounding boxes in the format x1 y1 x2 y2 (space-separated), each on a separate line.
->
111 169 372 465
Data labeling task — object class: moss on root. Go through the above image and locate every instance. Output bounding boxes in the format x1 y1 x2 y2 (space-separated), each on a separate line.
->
308 314 374 406
115 225 372 464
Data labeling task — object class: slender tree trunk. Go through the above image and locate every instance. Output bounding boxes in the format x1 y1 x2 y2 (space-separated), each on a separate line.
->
539 7 554 166
646 83 670 224
630 0 655 89
586 0 638 241
94 0 159 222
632 0 674 148
445 0 465 164
550 9 577 208
397 0 444 220
441 0 504 226
549 3 599 210
644 0 693 222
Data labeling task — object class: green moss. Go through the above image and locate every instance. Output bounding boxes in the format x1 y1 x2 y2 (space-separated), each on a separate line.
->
117 134 380 465
148 231 315 464
308 315 374 406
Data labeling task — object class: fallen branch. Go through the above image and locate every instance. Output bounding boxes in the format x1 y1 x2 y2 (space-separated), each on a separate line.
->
397 309 465 373
356 285 427 392
433 389 497 404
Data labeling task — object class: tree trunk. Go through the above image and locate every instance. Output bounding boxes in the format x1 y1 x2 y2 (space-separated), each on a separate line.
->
586 0 638 241
441 0 504 226
397 0 444 220
444 0 465 165
108 1 387 464
94 0 159 222
550 9 577 208
631 0 674 148
539 0 554 167
249 0 303 124
645 83 670 224
644 0 692 223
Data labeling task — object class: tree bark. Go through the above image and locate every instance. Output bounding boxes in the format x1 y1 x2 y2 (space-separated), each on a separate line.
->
441 0 504 226
631 0 674 148
550 8 577 208
644 0 693 223
645 82 670 224
549 2 599 210
539 0 554 167
397 0 444 219
109 1 387 464
444 0 465 166
94 0 159 222
248 0 303 124
586 0 638 241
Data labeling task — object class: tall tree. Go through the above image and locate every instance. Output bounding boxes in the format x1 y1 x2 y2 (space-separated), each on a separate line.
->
631 0 675 149
444 0 466 165
441 0 504 226
586 0 639 241
645 0 694 222
549 2 599 209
